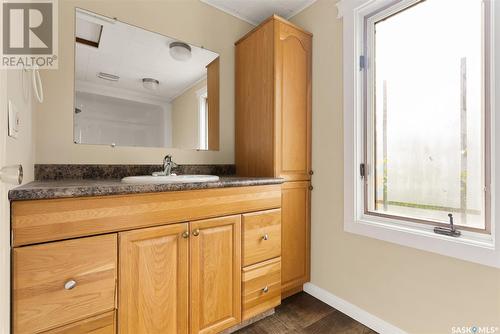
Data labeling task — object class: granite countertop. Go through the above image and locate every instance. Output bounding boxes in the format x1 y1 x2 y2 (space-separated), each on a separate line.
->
9 176 284 201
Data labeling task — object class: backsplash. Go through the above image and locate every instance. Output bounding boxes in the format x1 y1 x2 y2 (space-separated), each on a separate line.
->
34 164 236 181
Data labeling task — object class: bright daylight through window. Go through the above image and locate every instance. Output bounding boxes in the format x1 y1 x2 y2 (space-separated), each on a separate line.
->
365 0 489 232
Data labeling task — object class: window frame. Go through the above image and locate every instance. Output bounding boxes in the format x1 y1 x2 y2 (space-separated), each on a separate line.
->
338 0 500 268
196 86 208 150
362 0 491 234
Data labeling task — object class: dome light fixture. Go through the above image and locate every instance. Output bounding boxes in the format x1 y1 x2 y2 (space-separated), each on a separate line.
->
169 41 192 61
142 78 160 91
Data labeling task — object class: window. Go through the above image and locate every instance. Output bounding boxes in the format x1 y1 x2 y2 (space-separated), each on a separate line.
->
364 0 490 232
339 0 499 267
197 86 208 150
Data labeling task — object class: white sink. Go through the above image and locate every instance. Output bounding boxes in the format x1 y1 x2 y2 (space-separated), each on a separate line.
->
121 174 220 184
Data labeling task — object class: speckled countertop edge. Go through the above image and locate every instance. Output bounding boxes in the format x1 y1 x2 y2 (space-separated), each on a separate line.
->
9 177 284 201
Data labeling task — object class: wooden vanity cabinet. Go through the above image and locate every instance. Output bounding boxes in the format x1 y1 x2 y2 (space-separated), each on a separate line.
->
235 15 312 297
11 185 282 334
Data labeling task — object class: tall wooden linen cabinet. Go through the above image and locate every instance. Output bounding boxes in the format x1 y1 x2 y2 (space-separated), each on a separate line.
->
235 15 312 298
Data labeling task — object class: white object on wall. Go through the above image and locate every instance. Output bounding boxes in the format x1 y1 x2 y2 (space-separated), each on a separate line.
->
7 101 19 139
21 67 44 103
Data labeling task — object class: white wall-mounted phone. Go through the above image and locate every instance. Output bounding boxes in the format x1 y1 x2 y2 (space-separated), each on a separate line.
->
8 100 20 138
21 66 44 103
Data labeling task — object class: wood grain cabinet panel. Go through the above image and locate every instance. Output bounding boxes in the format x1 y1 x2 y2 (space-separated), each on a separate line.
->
11 185 281 247
118 223 189 334
242 258 281 321
235 19 276 178
190 215 241 334
275 21 312 182
42 311 116 334
281 181 310 294
13 235 117 334
242 209 281 266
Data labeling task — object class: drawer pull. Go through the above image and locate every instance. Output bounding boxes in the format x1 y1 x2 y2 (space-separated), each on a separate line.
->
192 229 200 237
262 286 269 294
262 234 269 241
64 279 77 290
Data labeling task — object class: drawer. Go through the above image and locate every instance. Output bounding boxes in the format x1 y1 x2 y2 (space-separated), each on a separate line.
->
42 311 116 334
13 234 117 334
242 209 281 266
242 257 281 320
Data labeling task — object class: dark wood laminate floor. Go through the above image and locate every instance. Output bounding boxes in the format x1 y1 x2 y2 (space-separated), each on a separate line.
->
236 292 378 334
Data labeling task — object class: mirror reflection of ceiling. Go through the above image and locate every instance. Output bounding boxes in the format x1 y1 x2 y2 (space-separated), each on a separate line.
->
75 8 219 102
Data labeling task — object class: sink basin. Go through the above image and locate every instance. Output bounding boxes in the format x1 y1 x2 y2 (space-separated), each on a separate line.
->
121 175 220 184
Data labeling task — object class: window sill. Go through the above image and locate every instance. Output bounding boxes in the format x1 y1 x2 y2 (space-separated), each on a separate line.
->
345 215 499 268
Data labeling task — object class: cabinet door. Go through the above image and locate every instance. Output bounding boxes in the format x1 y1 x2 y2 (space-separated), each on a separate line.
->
190 215 241 334
118 224 189 334
281 181 311 296
275 21 312 181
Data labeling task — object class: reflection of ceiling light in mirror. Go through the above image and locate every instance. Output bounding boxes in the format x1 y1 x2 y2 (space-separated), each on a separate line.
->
97 72 119 81
142 78 160 91
169 42 192 61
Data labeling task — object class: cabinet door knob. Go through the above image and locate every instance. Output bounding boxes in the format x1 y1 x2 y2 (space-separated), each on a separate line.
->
192 229 200 236
64 279 77 290
182 231 190 239
262 234 269 241
309 185 314 191
309 170 314 175
262 286 269 294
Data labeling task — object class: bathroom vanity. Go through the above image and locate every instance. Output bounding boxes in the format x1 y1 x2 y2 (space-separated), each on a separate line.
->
8 7 312 333
10 176 283 334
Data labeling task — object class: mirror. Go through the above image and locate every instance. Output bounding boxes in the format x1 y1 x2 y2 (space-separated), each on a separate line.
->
74 8 220 150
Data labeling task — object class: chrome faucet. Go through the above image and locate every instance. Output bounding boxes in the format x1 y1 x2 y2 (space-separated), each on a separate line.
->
153 154 177 176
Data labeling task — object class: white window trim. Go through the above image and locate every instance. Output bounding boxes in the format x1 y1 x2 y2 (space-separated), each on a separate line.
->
338 0 500 268
196 86 208 150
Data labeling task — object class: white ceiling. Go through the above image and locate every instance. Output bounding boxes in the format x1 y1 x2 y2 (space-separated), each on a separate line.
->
75 9 219 102
199 0 317 25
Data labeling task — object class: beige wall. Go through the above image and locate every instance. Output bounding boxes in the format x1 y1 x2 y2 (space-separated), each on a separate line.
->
0 67 36 332
290 1 500 333
6 70 35 183
171 78 207 149
35 0 252 164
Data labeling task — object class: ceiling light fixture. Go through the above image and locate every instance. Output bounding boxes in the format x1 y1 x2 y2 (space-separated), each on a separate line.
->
142 78 160 91
169 42 192 61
